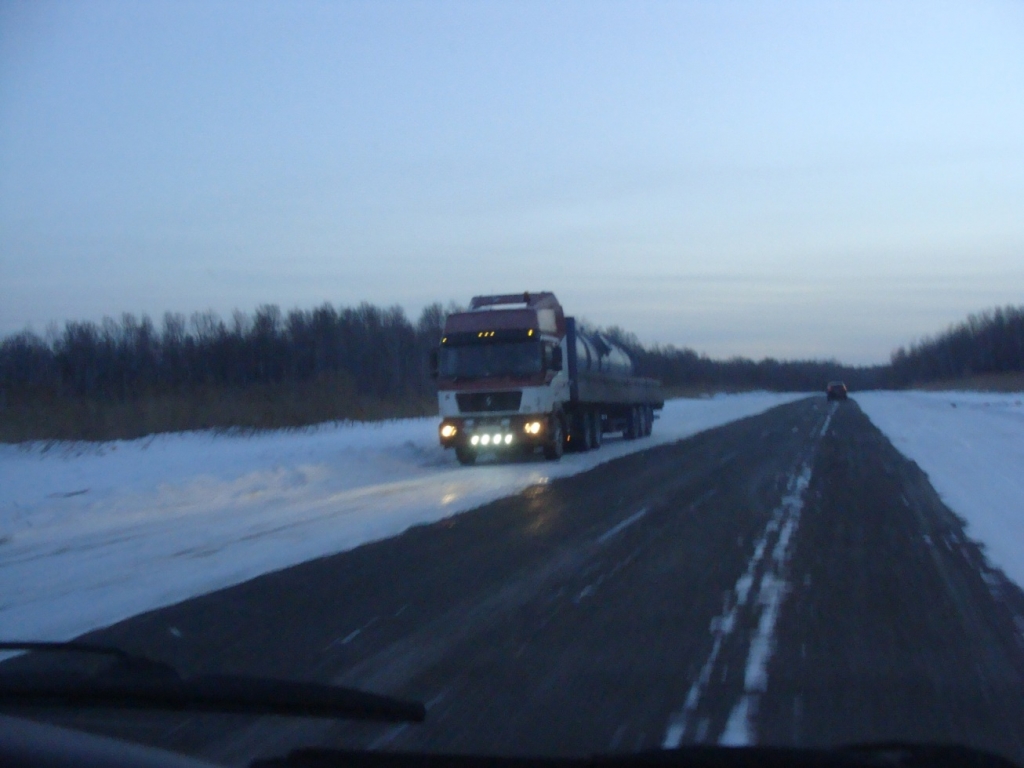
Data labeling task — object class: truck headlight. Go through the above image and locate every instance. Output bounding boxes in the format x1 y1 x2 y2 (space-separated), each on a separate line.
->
524 421 542 435
471 435 480 446
440 424 457 438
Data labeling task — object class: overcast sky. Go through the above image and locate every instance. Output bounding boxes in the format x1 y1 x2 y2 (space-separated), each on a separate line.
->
2 0 1022 364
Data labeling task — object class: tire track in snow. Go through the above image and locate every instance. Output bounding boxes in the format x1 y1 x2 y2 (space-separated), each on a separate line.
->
662 402 835 748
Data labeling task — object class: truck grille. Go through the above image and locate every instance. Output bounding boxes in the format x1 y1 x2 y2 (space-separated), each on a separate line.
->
456 391 522 413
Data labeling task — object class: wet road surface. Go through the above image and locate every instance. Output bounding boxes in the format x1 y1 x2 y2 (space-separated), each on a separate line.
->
9 397 1024 764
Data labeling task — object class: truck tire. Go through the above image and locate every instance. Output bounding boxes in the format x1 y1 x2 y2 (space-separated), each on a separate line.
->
455 446 476 466
644 405 654 436
581 410 595 451
591 410 602 449
543 419 564 461
569 411 588 452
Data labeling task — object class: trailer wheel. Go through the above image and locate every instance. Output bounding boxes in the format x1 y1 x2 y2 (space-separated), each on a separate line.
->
543 419 564 461
455 446 476 466
591 410 602 449
644 406 654 436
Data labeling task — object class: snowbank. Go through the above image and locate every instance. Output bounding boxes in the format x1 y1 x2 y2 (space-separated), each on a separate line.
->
857 391 1024 589
0 392 803 641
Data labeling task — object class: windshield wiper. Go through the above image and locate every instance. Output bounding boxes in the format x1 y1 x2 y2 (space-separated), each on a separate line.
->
0 641 424 723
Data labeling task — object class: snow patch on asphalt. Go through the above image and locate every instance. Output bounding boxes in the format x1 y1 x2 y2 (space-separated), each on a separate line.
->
0 392 804 642
662 455 815 749
719 461 812 747
856 391 1024 590
597 508 648 544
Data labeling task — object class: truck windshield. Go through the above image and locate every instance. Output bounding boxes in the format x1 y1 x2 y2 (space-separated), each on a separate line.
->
439 341 542 379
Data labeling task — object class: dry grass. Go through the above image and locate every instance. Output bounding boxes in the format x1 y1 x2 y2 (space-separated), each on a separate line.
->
913 371 1024 393
9 369 1019 444
0 375 437 443
662 384 764 399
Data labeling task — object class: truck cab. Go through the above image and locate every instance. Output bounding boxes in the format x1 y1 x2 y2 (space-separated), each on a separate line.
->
435 293 569 464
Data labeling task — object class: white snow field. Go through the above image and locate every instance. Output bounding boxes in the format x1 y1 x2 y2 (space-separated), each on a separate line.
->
857 391 1024 589
1 392 803 642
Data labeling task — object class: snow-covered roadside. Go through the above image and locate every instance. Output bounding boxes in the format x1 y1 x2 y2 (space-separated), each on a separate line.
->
0 392 804 642
857 391 1024 589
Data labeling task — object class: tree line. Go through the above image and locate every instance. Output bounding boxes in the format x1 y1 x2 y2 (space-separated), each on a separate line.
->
0 303 446 406
595 326 887 394
1 300 1020 441
888 305 1024 386
0 302 449 440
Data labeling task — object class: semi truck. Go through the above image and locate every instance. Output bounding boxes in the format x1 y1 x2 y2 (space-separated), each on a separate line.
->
432 292 664 465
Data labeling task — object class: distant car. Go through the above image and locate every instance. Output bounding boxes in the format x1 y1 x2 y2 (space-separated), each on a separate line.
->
826 381 848 401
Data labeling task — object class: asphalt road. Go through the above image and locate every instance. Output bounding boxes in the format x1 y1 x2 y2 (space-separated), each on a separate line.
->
10 397 1024 764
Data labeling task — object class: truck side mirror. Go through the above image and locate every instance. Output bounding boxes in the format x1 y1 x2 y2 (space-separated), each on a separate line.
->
428 349 439 379
549 346 563 372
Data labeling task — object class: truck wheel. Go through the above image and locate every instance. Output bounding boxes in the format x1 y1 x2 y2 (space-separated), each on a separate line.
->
644 406 654 436
592 411 603 448
543 419 564 461
581 410 595 451
455 446 476 466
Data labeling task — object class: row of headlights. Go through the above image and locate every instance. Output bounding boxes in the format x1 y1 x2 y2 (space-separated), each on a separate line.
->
441 420 545 442
471 433 514 446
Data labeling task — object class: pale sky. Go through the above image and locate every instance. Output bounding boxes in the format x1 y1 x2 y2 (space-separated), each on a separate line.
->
2 0 1022 364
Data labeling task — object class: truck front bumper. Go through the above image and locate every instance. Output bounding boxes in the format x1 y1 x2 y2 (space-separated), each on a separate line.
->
438 414 553 451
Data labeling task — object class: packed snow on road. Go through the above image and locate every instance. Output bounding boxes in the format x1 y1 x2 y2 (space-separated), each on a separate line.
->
1 392 802 642
6 390 1021 646
857 390 1024 592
